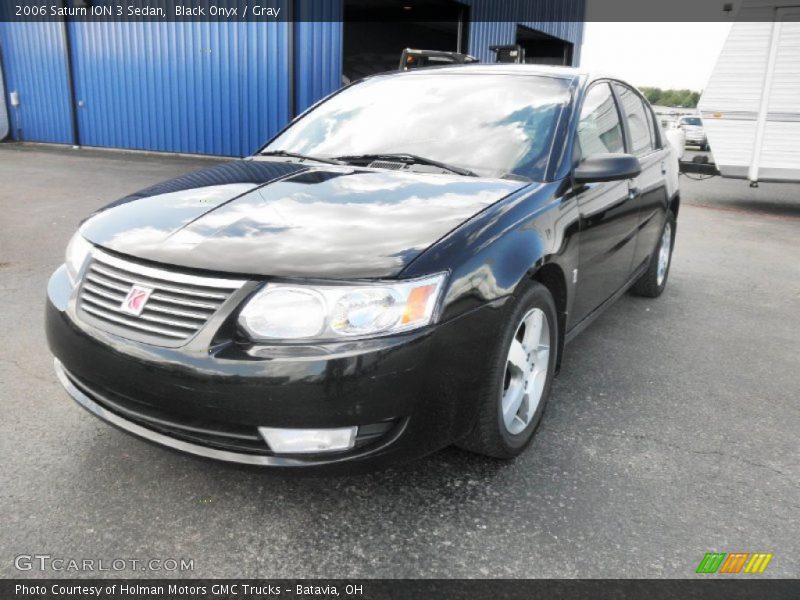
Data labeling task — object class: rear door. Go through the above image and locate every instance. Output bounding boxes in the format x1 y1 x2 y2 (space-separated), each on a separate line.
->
571 81 641 323
612 83 670 272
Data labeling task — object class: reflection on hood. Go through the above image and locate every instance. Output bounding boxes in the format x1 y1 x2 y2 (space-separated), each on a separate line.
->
82 162 527 279
97 160 307 212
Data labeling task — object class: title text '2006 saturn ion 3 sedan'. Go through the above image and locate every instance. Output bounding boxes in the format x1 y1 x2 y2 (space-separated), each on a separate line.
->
47 65 679 472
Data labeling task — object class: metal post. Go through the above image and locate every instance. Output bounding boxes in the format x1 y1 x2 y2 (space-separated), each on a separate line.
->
748 16 781 184
456 8 464 53
288 0 296 120
60 1 81 147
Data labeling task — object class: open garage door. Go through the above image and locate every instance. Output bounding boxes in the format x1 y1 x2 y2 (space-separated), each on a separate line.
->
516 25 573 66
343 0 468 83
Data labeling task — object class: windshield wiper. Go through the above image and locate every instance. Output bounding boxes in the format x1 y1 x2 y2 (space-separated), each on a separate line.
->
335 153 478 177
259 150 343 165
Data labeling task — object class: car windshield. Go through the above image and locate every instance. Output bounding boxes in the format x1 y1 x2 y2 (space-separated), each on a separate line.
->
263 73 572 181
681 117 702 126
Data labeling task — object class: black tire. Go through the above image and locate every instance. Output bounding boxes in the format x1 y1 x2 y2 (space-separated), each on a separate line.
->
457 281 559 459
630 210 676 298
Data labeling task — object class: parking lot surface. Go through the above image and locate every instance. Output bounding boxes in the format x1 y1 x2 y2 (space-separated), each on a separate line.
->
1 144 797 578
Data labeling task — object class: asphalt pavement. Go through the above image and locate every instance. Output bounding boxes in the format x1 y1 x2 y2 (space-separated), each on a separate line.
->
0 144 797 578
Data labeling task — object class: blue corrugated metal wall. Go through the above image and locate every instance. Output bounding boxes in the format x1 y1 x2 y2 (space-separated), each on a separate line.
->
0 7 291 155
0 21 73 143
67 19 290 156
294 1 343 114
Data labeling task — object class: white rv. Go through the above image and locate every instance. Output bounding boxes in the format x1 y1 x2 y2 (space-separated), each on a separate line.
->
697 6 800 184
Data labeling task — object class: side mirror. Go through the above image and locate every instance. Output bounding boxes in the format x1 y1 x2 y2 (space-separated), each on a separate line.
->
573 153 641 184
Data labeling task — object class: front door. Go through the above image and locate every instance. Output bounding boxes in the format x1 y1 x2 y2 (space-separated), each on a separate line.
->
571 82 640 323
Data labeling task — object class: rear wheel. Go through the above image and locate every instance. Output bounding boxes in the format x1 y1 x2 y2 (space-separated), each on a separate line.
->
458 282 558 459
630 210 676 298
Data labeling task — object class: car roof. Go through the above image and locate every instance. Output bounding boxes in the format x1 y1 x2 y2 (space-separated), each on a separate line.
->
391 63 625 86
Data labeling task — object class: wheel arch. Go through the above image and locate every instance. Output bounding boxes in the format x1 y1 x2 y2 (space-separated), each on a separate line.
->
530 262 568 371
669 191 680 219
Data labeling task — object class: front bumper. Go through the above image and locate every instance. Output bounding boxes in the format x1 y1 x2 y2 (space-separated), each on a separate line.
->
46 264 504 471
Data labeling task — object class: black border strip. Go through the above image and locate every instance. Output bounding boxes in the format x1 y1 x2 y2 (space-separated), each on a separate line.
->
0 0 794 22
3 579 799 600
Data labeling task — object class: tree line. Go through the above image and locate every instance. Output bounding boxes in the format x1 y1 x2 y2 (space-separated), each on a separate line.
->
640 87 701 108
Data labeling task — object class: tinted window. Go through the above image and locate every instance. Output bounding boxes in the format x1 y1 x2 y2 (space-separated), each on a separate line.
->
576 83 624 160
613 84 654 156
265 73 572 181
680 117 702 126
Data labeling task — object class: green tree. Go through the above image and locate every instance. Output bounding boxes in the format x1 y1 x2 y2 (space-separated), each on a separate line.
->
641 87 701 108
640 87 662 105
660 90 679 106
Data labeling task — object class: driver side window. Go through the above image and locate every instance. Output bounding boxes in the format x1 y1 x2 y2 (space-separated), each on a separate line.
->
576 83 624 162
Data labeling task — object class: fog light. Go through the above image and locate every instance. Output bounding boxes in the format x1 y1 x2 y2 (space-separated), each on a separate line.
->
258 426 357 454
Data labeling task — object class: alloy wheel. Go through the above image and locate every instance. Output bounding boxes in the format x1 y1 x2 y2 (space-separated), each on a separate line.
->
501 308 551 435
657 222 673 287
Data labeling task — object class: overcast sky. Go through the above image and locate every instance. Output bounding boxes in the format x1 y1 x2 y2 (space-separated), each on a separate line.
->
579 23 733 91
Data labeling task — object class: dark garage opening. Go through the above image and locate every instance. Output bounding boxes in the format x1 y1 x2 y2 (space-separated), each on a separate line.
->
516 25 573 66
343 0 468 83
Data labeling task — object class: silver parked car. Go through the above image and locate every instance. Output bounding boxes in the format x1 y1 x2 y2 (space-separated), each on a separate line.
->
679 116 708 151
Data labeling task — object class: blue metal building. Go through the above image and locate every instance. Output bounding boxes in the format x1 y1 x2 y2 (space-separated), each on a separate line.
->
0 1 584 157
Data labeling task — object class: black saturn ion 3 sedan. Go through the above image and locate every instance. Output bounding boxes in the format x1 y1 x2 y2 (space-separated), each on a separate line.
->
47 65 679 471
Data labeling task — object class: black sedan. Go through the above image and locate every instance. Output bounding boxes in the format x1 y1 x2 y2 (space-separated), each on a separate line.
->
47 65 679 471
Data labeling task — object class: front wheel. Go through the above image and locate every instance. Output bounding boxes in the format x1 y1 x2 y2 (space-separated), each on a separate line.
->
457 282 558 459
630 210 676 298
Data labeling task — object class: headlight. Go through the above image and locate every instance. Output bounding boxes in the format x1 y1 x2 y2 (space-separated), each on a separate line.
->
65 232 92 283
238 273 447 341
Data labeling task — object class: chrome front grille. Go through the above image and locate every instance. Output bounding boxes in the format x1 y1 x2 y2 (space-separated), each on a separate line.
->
77 251 245 346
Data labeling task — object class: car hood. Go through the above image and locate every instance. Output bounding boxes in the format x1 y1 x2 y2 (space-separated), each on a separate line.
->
81 159 525 278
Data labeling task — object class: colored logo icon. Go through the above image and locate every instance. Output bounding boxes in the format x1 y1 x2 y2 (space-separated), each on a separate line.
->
120 285 154 316
697 552 773 574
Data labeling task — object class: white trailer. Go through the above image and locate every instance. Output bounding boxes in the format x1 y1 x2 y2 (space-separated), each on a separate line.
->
694 5 800 184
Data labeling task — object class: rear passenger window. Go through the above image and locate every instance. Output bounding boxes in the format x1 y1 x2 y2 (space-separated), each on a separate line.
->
613 83 654 156
576 83 625 160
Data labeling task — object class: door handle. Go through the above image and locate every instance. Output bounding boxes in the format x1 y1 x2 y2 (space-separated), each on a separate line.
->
628 186 640 199
661 161 667 175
